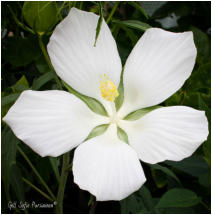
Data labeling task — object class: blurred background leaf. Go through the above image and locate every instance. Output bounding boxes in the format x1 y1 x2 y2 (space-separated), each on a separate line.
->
156 188 200 210
23 1 59 34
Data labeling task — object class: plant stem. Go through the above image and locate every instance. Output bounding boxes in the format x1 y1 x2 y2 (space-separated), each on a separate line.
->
89 198 97 214
65 161 73 172
180 90 186 105
38 35 63 90
200 200 210 211
106 2 120 24
79 1 83 9
22 177 54 202
71 1 76 8
17 146 56 200
57 1 66 21
8 5 35 34
55 152 70 213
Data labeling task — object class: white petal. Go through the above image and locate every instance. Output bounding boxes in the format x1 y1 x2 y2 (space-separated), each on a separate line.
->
47 8 122 108
119 106 208 164
119 28 197 117
3 90 108 157
73 124 146 201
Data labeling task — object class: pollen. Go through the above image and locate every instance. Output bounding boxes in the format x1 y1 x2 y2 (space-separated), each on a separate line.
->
100 74 119 102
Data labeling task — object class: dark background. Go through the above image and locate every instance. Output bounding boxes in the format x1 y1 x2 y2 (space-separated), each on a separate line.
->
1 1 211 214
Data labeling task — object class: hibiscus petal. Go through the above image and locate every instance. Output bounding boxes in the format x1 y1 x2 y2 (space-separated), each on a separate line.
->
119 106 208 164
119 28 197 117
73 124 146 201
3 90 108 157
47 8 122 108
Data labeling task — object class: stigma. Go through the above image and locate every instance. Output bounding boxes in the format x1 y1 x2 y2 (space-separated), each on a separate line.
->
100 74 119 102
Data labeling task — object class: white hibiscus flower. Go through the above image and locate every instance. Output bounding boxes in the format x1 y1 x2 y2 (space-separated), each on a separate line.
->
3 8 208 201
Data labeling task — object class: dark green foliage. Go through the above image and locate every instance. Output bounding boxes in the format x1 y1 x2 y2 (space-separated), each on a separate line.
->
1 1 211 214
3 35 41 67
2 126 19 200
113 19 151 32
23 1 58 33
149 164 181 185
120 185 156 213
155 188 200 209
49 157 60 183
32 72 55 90
165 156 209 178
10 164 25 201
94 2 103 47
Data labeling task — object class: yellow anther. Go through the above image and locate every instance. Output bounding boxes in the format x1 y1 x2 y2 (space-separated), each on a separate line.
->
100 74 119 102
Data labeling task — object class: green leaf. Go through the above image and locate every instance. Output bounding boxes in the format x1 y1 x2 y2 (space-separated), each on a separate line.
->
85 124 109 141
35 55 51 74
10 164 25 201
2 93 20 106
23 1 58 33
198 93 210 120
186 62 211 94
120 194 144 213
88 194 95 206
165 155 209 178
165 91 183 106
124 106 162 121
197 94 210 165
117 127 129 144
94 2 103 47
49 157 60 183
113 20 151 32
32 72 55 90
190 26 210 63
115 68 124 111
11 75 29 93
83 96 108 116
158 206 195 214
63 81 108 116
149 164 181 184
7 4 35 35
120 185 155 213
2 126 19 200
106 2 120 24
112 24 120 40
151 168 167 188
120 25 139 46
182 92 207 109
16 75 29 88
137 186 155 211
156 188 200 208
198 172 210 188
34 157 52 183
2 76 29 118
203 135 210 166
127 1 149 19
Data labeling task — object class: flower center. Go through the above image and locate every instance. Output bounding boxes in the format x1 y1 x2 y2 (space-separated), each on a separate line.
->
107 101 120 125
100 74 119 102
110 114 119 124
